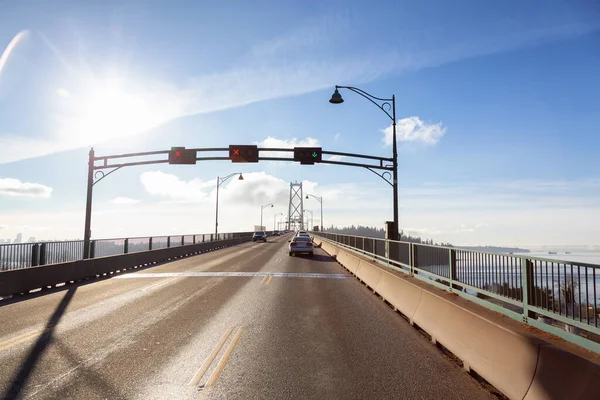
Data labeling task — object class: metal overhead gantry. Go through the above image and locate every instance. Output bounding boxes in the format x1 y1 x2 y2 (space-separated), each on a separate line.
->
83 145 394 258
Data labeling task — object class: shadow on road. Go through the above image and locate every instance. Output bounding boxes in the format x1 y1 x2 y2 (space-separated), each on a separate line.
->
3 287 76 400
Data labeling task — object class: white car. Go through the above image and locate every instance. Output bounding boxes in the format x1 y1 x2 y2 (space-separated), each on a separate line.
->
288 236 314 257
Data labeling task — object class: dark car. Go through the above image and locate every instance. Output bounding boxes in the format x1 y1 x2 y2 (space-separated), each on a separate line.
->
273 231 280 236
252 231 267 242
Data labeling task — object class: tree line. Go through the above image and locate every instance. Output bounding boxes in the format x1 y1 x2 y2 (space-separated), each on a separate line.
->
323 225 453 247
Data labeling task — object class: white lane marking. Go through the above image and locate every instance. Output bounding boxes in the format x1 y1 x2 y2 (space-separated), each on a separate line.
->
116 272 351 279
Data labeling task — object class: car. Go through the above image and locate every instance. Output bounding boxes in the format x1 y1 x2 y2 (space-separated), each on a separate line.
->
252 231 267 242
288 236 314 257
273 231 280 236
297 231 311 239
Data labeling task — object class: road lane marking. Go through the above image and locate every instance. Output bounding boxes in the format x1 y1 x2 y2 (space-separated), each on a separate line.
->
261 275 269 284
0 330 42 351
0 325 56 352
189 327 235 387
117 272 351 279
204 325 246 387
265 275 273 285
142 277 178 292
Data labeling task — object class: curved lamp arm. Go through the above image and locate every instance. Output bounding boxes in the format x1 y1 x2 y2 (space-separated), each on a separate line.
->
335 85 395 122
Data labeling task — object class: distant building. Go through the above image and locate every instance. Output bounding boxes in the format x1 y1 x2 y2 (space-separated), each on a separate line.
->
28 237 36 243
14 233 22 244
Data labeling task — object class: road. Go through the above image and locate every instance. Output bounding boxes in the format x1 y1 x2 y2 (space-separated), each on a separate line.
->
0 234 495 400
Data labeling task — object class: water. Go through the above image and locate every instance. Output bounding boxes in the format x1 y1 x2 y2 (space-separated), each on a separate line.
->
518 252 600 266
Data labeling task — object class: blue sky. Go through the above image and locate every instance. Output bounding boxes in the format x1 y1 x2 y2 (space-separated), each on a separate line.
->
1 0 600 246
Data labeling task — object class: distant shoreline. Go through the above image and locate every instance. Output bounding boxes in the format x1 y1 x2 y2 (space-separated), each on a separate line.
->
458 246 531 253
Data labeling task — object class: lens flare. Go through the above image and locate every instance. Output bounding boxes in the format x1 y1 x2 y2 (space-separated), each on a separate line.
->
0 30 29 79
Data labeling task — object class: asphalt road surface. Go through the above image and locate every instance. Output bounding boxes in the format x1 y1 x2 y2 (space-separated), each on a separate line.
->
0 234 495 400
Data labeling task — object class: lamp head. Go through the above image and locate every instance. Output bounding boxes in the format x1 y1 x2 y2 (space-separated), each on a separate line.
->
329 88 344 104
238 174 244 180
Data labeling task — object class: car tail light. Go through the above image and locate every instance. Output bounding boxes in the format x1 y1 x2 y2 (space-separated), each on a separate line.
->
290 243 297 246
306 243 313 247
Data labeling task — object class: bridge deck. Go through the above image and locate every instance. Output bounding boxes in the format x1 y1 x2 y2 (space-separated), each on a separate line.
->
0 235 493 399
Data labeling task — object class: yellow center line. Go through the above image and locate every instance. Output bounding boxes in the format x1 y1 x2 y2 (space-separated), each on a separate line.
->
0 325 53 352
261 275 269 284
204 325 246 387
265 275 273 285
188 327 234 387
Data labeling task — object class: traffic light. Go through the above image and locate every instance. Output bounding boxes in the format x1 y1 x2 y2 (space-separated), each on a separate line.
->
168 147 197 164
293 147 322 165
229 145 259 163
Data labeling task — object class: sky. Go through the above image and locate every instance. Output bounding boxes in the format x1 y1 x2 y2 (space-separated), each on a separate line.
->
1 0 600 247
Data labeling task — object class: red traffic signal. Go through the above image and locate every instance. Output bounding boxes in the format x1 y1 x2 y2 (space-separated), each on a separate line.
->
169 147 197 164
229 145 258 163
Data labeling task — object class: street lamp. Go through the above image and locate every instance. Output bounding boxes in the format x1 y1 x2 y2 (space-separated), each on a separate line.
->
304 209 313 231
215 173 244 238
260 203 274 230
330 85 399 240
273 212 283 231
305 194 323 232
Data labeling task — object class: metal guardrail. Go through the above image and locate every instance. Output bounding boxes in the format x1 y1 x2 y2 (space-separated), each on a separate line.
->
315 232 600 347
0 232 252 271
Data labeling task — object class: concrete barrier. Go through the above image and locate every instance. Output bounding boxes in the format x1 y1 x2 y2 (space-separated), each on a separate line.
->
374 270 422 321
0 236 251 297
318 237 600 400
524 344 600 400
317 240 339 258
412 290 541 400
354 259 383 289
335 250 361 274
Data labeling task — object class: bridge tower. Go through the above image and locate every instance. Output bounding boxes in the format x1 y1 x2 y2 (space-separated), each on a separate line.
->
287 182 304 231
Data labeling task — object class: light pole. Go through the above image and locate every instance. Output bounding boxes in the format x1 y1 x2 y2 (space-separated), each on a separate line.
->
215 173 244 238
260 203 273 230
304 209 313 231
330 85 399 240
273 212 283 231
305 194 323 232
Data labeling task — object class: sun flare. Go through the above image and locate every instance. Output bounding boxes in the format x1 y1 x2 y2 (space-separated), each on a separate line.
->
59 80 164 146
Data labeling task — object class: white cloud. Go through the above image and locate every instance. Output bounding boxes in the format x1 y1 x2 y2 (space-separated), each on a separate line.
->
140 171 214 203
334 133 341 141
254 136 321 158
17 225 50 232
110 197 141 205
383 116 447 146
0 178 53 197
404 227 444 236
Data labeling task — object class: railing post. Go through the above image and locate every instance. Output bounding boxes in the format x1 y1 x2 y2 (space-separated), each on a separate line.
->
412 244 418 276
167 237 171 248
149 237 153 251
40 243 47 266
193 235 196 244
124 238 129 254
520 258 536 322
90 240 96 258
181 236 185 246
31 243 40 267
449 249 457 291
